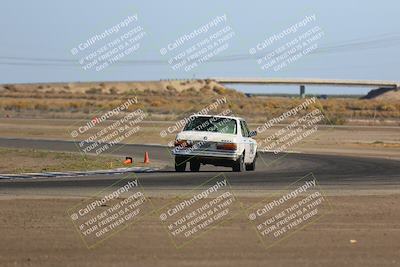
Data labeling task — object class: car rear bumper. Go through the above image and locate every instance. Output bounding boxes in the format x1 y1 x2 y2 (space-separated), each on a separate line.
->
172 148 240 161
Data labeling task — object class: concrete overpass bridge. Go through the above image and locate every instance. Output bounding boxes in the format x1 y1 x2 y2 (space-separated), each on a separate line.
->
212 77 400 97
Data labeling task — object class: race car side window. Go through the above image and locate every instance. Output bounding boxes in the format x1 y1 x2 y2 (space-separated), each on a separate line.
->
240 120 249 137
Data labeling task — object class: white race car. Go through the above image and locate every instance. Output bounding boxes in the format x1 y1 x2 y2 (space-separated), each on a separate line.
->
172 115 257 172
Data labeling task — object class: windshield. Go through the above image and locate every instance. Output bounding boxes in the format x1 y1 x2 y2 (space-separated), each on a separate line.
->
183 116 237 134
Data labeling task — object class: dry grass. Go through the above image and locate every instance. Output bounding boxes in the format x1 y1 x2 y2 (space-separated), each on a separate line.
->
0 80 399 124
0 147 159 174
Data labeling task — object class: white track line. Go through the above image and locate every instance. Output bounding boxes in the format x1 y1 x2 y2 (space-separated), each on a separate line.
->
0 167 158 179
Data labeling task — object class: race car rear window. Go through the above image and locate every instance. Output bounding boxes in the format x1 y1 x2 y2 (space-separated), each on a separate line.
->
183 116 237 134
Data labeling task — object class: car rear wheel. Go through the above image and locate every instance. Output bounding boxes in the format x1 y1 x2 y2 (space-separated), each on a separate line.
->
232 154 245 172
190 160 200 172
175 157 186 172
245 157 256 171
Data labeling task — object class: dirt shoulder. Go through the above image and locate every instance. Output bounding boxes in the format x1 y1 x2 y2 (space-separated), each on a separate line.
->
0 147 163 174
0 194 399 267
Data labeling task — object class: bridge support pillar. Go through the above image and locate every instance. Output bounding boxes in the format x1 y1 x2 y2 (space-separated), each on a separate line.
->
300 85 305 98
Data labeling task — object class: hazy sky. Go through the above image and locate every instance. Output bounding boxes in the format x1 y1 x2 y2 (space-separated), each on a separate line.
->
1 0 399 94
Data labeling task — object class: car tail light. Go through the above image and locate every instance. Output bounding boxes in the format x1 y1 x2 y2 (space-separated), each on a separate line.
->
174 140 192 148
217 143 237 150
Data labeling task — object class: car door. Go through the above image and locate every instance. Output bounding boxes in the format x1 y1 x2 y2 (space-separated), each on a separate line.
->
239 120 251 163
240 120 256 163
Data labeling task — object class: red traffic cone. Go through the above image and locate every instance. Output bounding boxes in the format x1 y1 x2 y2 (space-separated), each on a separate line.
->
123 157 133 165
143 152 150 164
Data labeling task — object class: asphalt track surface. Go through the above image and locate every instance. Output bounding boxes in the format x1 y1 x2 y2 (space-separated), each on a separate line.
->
0 138 399 192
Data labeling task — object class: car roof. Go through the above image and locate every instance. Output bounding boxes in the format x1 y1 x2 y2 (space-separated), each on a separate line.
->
189 114 244 121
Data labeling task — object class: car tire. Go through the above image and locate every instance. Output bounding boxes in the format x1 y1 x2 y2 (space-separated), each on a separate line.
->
245 157 256 171
175 157 186 172
232 154 245 172
190 160 200 172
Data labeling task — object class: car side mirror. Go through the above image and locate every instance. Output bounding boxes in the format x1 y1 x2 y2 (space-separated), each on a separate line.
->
249 130 257 137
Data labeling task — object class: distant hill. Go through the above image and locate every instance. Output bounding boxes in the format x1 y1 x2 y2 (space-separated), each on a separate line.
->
362 87 400 100
0 79 240 96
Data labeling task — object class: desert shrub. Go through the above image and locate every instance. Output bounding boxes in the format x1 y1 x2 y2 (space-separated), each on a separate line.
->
109 87 118 95
126 89 137 95
150 100 163 107
85 88 102 94
377 103 396 112
166 85 176 91
184 87 198 95
34 103 48 111
323 114 346 125
4 85 17 92
199 86 212 95
213 86 227 95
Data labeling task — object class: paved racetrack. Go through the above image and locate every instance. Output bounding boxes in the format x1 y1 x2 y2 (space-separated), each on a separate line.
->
0 138 399 193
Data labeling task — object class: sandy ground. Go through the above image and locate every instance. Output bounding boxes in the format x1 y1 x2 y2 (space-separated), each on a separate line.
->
0 192 399 267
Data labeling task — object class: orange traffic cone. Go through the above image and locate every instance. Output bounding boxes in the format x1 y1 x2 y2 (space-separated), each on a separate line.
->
143 152 150 164
123 157 133 165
